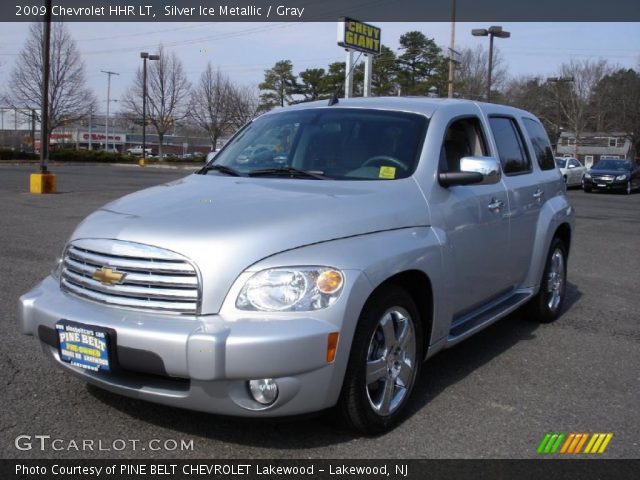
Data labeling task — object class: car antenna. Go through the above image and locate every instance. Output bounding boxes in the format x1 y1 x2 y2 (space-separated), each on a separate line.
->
328 51 363 106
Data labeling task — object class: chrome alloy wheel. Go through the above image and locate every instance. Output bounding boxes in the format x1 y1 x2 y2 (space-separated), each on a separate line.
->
546 249 565 312
365 307 417 416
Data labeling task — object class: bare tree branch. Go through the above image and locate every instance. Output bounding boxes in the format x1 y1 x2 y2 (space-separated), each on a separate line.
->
2 22 96 140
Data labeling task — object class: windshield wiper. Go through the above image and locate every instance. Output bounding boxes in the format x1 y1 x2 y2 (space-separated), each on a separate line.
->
198 164 245 177
248 167 329 180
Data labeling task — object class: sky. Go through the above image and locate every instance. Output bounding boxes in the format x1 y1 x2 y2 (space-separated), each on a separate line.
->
0 21 638 119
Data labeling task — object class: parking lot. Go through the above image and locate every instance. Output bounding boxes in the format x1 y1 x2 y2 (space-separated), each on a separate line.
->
1 163 638 459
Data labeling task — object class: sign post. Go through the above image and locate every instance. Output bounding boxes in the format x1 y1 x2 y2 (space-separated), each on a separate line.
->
337 18 381 98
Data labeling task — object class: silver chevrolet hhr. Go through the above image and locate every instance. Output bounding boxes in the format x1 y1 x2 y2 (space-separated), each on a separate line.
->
20 98 574 433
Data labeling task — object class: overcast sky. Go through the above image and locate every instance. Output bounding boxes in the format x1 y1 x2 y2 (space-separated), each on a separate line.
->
1 21 639 117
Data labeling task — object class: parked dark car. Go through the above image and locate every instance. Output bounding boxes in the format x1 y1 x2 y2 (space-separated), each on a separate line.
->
583 159 640 194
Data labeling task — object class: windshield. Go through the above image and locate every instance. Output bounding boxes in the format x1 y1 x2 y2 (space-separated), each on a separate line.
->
592 159 630 171
207 108 428 180
555 158 567 168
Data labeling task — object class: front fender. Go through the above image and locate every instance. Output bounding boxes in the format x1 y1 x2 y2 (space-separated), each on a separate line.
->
218 227 446 408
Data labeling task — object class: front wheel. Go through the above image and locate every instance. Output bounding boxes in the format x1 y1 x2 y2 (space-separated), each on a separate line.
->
338 286 423 434
525 238 567 323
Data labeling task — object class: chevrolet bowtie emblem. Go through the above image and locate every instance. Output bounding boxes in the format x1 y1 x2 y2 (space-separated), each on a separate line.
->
93 267 126 286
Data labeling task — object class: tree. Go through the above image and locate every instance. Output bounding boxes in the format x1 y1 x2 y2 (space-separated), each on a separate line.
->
3 23 96 145
225 84 260 130
189 63 234 149
122 45 190 160
258 60 297 109
372 45 398 96
503 76 558 143
593 68 640 159
455 45 507 101
297 68 327 102
556 59 611 157
396 31 448 96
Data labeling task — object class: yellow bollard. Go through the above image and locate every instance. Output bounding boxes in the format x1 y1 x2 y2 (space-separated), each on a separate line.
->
138 158 145 167
30 172 57 194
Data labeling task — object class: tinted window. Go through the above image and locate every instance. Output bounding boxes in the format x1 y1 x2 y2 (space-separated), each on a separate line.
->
489 117 531 174
210 108 428 180
523 118 555 171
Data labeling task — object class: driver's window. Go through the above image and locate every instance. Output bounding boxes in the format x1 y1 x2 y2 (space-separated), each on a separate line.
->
439 117 488 173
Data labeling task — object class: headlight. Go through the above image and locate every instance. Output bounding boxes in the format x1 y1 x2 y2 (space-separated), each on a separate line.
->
236 267 344 312
615 174 628 181
584 173 591 179
51 245 67 280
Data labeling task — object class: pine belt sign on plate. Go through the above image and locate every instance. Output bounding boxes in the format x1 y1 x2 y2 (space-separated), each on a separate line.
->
337 17 381 55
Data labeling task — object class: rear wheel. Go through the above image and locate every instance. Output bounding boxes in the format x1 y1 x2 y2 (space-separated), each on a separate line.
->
525 238 567 323
338 285 423 434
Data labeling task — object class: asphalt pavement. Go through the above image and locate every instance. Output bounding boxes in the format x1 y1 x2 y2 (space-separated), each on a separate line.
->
1 164 638 459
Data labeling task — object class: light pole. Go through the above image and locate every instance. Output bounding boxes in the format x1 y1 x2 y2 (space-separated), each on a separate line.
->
547 76 575 155
471 25 511 103
101 70 119 152
140 52 159 161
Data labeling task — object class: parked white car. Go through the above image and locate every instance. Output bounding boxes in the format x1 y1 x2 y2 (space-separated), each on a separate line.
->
555 157 586 187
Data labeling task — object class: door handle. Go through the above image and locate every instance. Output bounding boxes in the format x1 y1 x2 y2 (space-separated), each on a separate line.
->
487 198 504 211
533 188 544 199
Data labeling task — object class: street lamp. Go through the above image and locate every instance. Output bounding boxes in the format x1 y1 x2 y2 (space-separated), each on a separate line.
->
472 25 511 103
140 52 159 161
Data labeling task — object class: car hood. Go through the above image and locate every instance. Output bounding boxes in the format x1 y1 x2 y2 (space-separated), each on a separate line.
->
70 173 429 313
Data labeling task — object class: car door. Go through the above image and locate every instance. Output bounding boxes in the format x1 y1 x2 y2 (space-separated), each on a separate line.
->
487 116 543 288
428 115 512 315
568 158 584 186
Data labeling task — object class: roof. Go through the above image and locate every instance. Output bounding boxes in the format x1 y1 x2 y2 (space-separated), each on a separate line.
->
262 97 532 119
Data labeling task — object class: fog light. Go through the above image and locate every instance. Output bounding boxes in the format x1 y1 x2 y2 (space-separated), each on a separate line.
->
248 378 278 405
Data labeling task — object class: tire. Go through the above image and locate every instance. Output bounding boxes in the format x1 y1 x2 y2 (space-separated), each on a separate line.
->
583 186 592 193
338 285 423 434
525 238 567 323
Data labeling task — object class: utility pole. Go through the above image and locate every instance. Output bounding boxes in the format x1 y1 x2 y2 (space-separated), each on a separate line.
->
140 52 159 161
40 0 52 172
101 70 119 152
447 0 457 98
88 107 93 150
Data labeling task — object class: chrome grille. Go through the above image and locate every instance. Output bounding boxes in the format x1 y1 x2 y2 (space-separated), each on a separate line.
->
592 175 614 183
61 239 200 315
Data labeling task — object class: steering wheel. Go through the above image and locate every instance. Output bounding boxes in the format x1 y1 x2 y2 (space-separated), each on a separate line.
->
361 155 408 171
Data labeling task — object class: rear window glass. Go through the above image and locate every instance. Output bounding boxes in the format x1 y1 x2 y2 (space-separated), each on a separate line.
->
523 118 556 171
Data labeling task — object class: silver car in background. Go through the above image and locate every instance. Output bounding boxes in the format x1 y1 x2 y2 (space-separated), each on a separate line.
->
20 98 574 433
555 157 587 187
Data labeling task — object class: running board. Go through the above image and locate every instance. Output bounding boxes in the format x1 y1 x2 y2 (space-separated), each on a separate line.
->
447 291 532 344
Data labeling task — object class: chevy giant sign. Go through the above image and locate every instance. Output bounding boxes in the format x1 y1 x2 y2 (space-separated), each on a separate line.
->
337 17 381 55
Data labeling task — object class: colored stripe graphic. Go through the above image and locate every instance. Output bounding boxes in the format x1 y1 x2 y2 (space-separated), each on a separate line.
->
584 433 613 454
538 433 613 454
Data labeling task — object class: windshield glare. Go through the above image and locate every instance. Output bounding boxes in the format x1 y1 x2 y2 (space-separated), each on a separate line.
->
210 108 428 180
555 158 567 168
592 159 629 171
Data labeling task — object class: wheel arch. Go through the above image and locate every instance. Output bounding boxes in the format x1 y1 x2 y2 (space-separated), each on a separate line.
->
367 269 434 357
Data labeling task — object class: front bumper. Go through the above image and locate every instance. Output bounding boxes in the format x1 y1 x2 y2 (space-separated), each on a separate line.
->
583 178 627 191
19 275 363 417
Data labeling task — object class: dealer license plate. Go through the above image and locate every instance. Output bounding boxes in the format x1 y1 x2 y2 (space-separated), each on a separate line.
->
56 321 112 372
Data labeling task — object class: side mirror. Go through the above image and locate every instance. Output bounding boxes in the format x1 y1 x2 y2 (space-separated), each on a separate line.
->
568 164 576 169
439 156 502 187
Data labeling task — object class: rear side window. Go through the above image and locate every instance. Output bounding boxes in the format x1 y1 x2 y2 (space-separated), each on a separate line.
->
523 118 555 170
489 117 531 175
